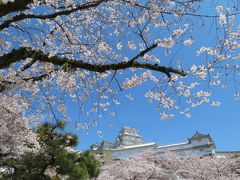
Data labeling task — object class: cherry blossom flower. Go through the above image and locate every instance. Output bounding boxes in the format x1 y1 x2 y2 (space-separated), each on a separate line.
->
183 38 195 46
98 151 240 180
0 0 240 134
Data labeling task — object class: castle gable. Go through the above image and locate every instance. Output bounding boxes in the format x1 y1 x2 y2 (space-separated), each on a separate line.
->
189 131 214 143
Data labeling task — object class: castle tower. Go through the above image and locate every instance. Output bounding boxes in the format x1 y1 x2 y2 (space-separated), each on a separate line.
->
114 126 143 147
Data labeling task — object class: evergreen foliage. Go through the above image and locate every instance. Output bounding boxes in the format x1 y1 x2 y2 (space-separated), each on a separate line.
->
3 121 100 180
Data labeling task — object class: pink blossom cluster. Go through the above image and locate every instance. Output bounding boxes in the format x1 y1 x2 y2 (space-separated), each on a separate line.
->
98 151 240 180
0 0 240 129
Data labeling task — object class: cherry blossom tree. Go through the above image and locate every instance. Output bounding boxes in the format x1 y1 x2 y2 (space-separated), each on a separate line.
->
98 151 240 179
0 95 39 165
0 0 240 131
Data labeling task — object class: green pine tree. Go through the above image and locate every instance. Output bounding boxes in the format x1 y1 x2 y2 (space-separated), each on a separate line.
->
4 121 100 180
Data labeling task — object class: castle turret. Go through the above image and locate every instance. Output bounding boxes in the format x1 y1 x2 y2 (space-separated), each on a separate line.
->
114 126 143 147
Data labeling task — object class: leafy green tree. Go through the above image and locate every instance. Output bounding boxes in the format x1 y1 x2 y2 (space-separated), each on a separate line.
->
4 121 100 180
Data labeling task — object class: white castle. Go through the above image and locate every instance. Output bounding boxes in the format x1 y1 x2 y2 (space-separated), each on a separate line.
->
90 126 220 160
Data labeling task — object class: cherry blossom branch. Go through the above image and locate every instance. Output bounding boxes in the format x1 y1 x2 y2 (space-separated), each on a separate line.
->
0 47 187 77
0 69 58 93
2 0 237 31
0 0 108 30
23 69 58 82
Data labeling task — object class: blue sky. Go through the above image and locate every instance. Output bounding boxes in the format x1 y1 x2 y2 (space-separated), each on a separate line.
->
10 1 238 152
75 79 240 151
2 0 240 160
72 3 240 151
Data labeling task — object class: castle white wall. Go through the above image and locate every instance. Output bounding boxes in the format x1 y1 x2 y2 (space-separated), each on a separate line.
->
111 145 155 159
111 138 215 159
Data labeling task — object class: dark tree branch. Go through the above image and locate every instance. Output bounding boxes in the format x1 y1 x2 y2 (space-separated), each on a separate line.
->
0 0 33 17
128 43 157 63
0 0 108 30
0 69 58 93
2 0 238 31
0 80 12 92
0 46 187 77
20 59 37 71
23 69 58 82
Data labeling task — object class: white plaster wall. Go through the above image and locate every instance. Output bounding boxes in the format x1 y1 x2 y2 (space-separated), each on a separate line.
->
156 143 215 155
111 146 155 159
190 137 210 145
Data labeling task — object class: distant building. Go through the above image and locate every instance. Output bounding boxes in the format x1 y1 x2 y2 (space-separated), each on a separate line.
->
90 126 237 161
215 151 240 158
111 126 156 159
114 126 143 146
90 140 114 150
111 142 157 160
90 126 156 160
156 131 216 155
